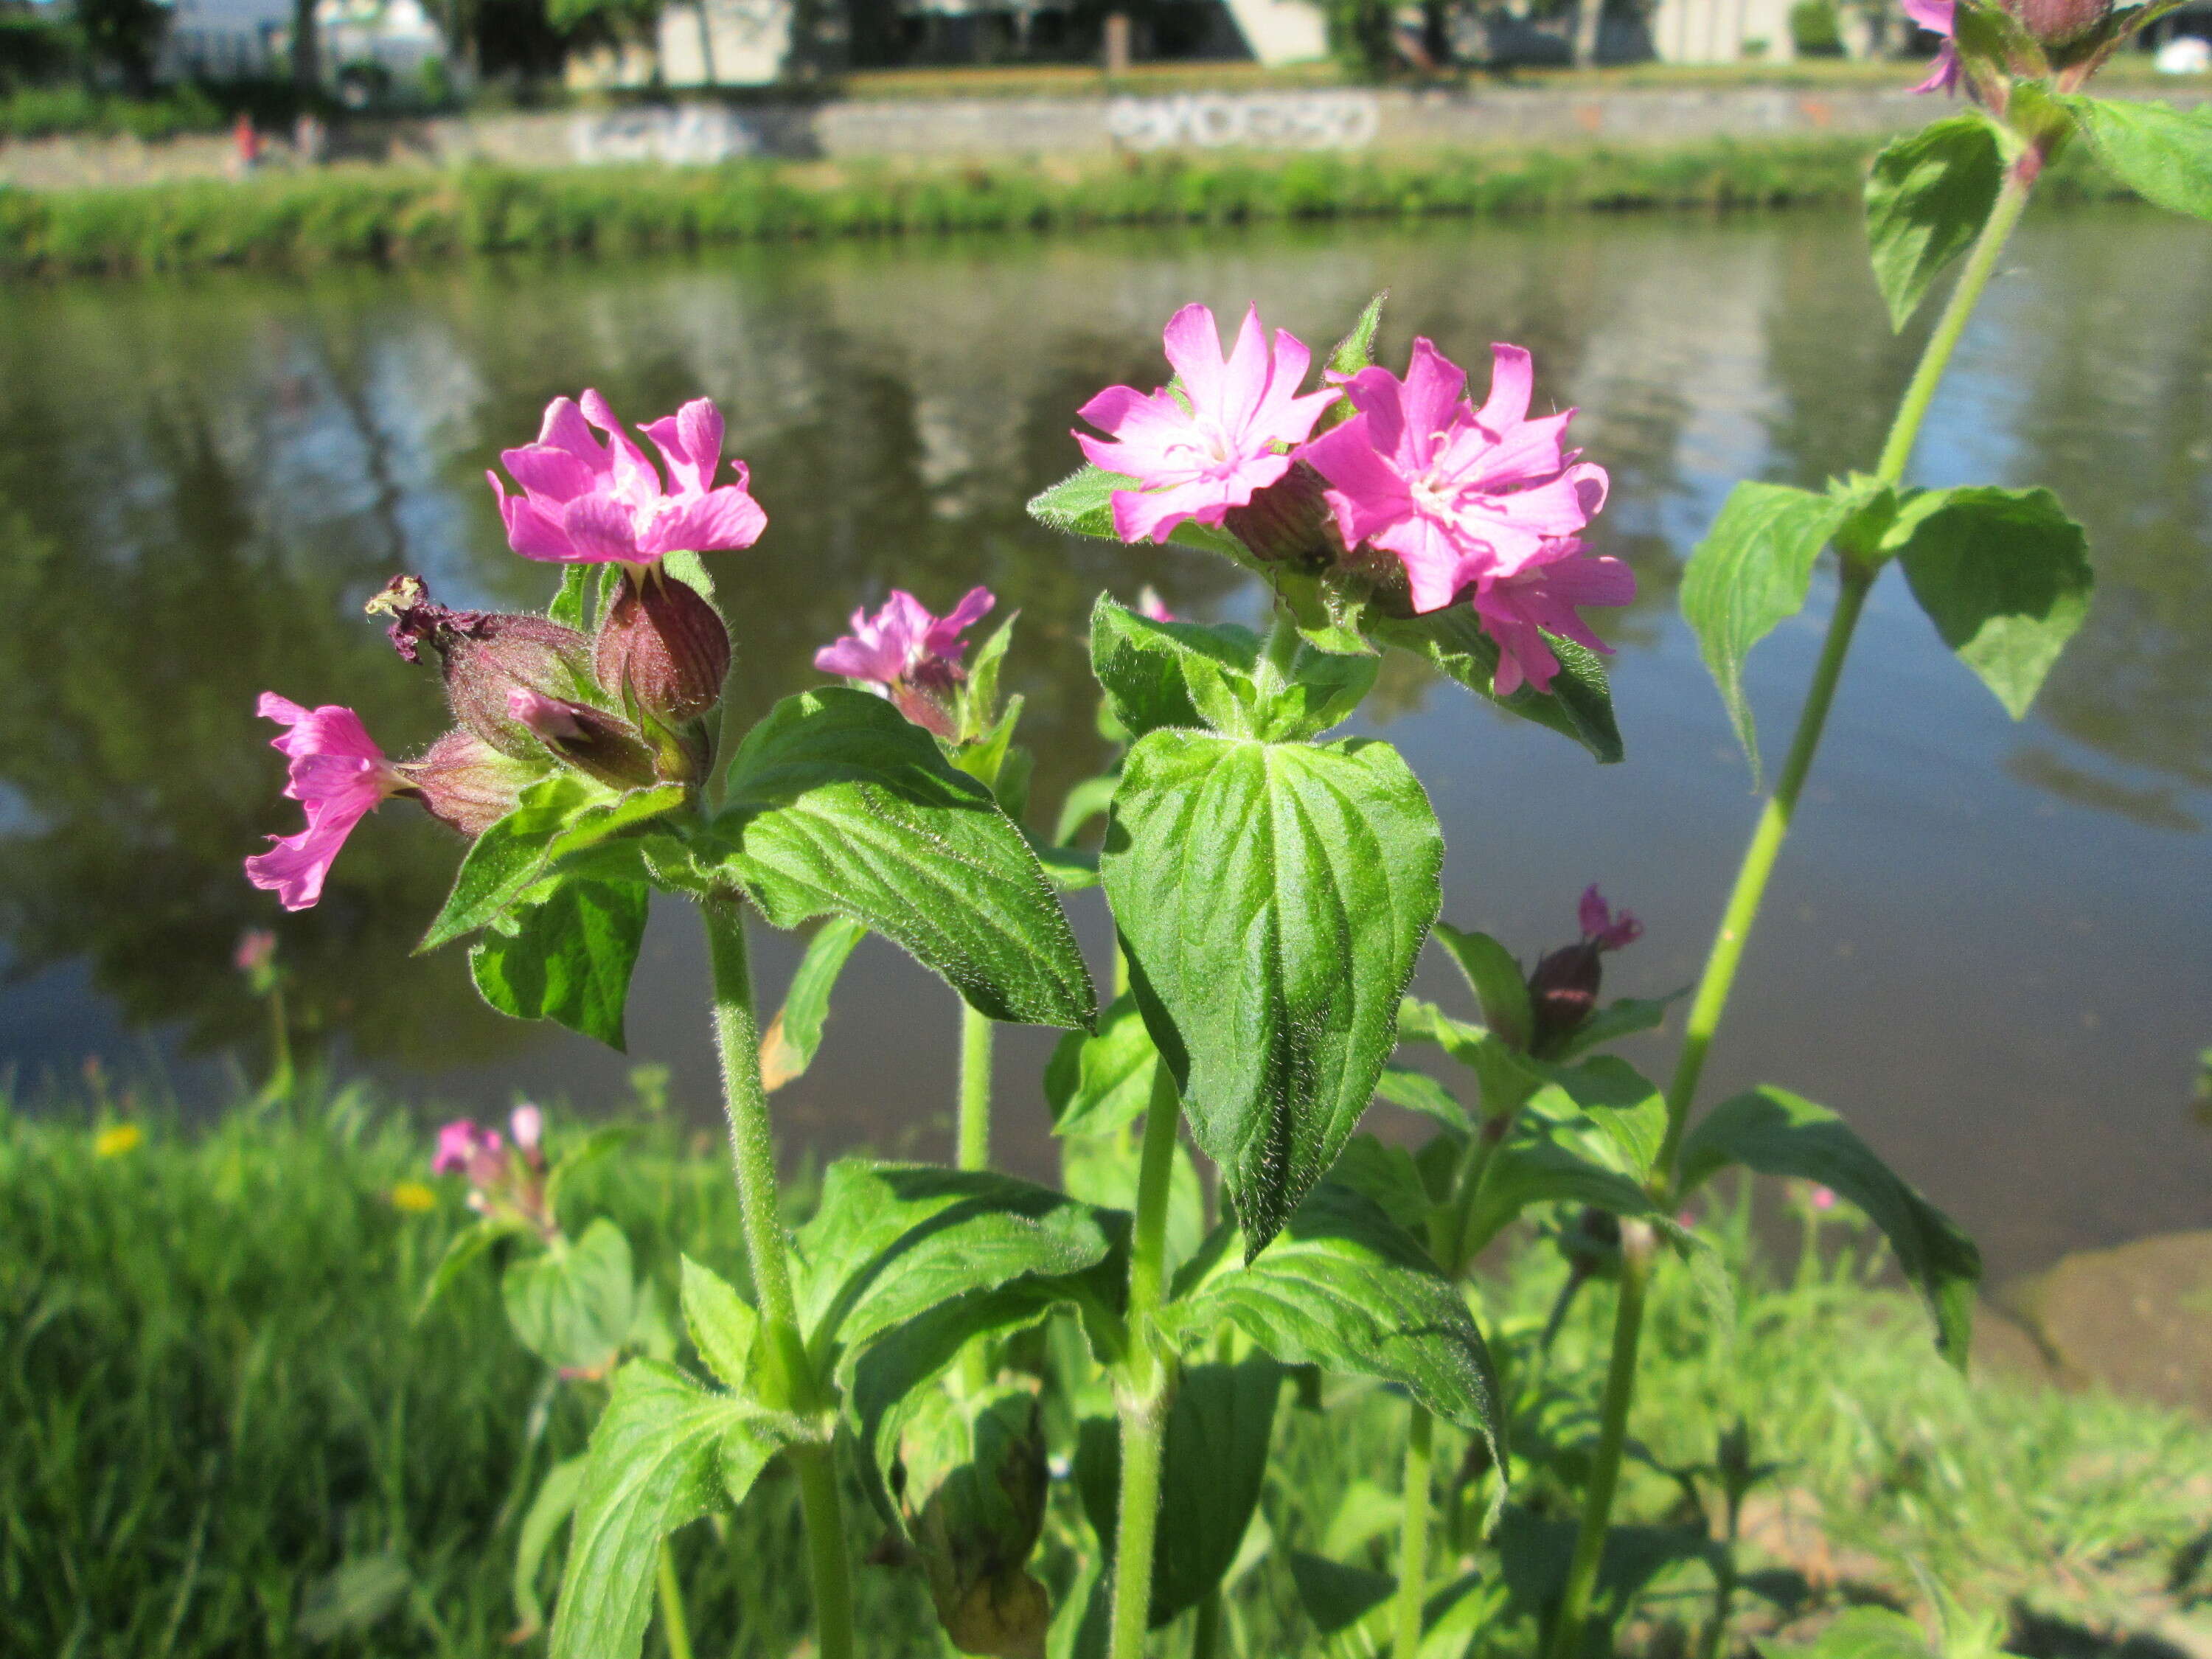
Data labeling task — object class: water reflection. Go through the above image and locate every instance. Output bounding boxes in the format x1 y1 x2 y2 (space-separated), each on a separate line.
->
3 209 2208 1273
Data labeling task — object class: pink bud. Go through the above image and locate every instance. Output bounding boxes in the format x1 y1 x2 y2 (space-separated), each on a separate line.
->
234 929 277 974
507 689 661 790
509 1103 543 1154
1811 1186 1837 1211
594 565 731 726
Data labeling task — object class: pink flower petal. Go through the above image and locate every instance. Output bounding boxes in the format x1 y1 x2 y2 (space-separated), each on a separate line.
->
638 485 767 556
1160 302 1226 416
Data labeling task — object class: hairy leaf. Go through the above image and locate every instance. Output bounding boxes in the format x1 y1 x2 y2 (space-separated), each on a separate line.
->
470 877 647 1050
1025 463 1251 562
714 689 1094 1029
1888 484 2092 718
1433 924 1532 1051
760 916 866 1091
1105 729 1442 1253
1045 994 1163 1138
1680 481 1848 783
512 1454 588 1639
1164 1184 1504 1461
1679 1085 1980 1366
503 1218 637 1378
1367 606 1623 764
2061 94 2212 220
1864 115 2005 329
679 1256 757 1394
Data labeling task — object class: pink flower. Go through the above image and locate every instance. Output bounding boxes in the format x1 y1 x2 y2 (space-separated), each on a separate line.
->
487 391 766 566
1467 538 1637 696
1578 885 1643 953
1902 0 1961 91
1136 586 1176 623
509 1103 543 1159
1299 339 1610 613
815 587 994 738
1076 303 1339 545
1810 1185 1839 1211
245 695 410 911
433 1118 501 1176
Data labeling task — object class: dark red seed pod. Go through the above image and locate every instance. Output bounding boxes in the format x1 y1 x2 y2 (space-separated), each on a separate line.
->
594 566 732 726
370 575 594 762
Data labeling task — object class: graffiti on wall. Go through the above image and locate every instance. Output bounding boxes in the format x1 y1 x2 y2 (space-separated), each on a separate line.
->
1105 91 1382 150
569 105 766 164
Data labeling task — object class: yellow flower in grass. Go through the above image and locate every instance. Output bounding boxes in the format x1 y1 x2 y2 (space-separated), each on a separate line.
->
389 1180 438 1214
93 1124 143 1158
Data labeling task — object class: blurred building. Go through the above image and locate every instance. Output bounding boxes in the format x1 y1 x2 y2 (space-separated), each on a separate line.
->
156 0 446 88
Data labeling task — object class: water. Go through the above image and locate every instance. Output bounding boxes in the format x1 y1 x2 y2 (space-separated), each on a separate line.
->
4 207 2208 1279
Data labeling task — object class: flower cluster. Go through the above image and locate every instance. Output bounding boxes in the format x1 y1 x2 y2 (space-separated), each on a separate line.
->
431 1104 554 1235
1077 305 1632 696
814 586 995 740
1899 0 2152 102
248 392 759 911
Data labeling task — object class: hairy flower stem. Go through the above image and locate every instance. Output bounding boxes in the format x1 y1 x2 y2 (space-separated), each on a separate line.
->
1545 159 2039 1659
656 1542 695 1659
957 1001 995 1394
703 899 855 1659
1391 1404 1437 1658
1107 1068 1186 1659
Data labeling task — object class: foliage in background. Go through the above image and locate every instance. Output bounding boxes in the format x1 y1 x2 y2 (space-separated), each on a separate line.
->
5 1085 2208 1657
0 134 2146 277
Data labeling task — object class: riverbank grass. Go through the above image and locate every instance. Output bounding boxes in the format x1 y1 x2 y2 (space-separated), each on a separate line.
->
5 1082 2208 1656
0 133 2138 276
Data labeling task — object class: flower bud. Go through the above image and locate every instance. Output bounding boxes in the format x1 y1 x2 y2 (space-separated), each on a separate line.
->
509 1102 544 1160
507 689 661 791
1221 460 1343 569
369 575 594 762
594 566 732 726
1527 941 1604 1058
2016 0 2108 47
895 1387 1051 1659
396 728 541 836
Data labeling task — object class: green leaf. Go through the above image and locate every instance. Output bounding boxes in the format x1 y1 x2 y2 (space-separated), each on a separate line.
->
1027 837 1102 892
1328 1133 1437 1233
1061 1130 1206 1292
1374 1063 1470 1138
545 1123 636 1219
760 917 866 1091
1053 774 1120 847
1400 998 1545 1122
1025 463 1250 563
1864 114 2005 330
964 608 1018 738
1433 924 1532 1051
420 777 685 952
1679 1085 1981 1366
1551 991 1686 1062
714 689 1095 1030
512 1454 588 1639
1527 1054 1669 1181
1105 729 1442 1255
550 1360 776 1659
1074 1359 1281 1627
1088 594 1253 738
1367 606 1623 765
2061 95 2212 221
1290 1549 1397 1638
679 1256 757 1393
1461 1129 1666 1261
548 566 595 632
793 1161 1121 1366
1761 1606 1941 1659
415 1217 521 1319
1045 994 1163 1139
470 877 647 1050
1163 1184 1504 1464
1887 485 2092 719
503 1218 639 1377
1680 481 1849 784
1327 289 1389 378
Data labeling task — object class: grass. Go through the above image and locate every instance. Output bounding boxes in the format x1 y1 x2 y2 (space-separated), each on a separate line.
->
0 132 2147 278
7 1079 2208 1658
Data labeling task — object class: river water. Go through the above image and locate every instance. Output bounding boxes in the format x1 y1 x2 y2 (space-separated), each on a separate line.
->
3 206 2208 1277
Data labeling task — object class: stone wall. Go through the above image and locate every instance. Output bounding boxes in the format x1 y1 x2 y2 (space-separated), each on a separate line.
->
4 84 2205 190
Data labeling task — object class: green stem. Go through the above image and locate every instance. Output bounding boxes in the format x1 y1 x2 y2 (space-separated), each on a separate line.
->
956 1000 995 1395
701 899 853 1659
264 984 293 1105
655 1541 695 1659
1256 608 1301 696
1544 1228 1652 1659
1391 1403 1436 1659
958 1001 994 1173
1874 167 2036 489
792 1444 858 1659
1550 157 2041 1659
1107 1070 1184 1659
1192 1590 1225 1659
1697 1495 1741 1659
